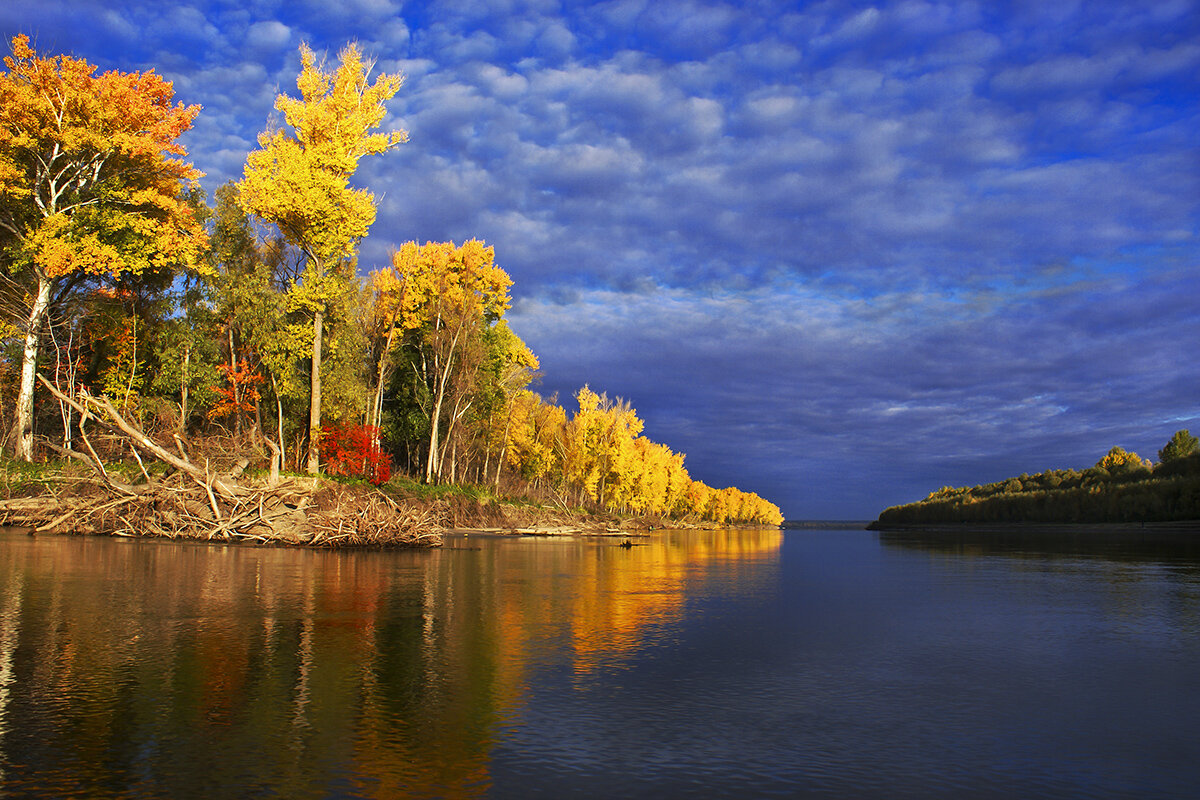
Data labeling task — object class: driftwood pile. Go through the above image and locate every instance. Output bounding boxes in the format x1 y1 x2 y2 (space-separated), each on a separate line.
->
0 377 443 548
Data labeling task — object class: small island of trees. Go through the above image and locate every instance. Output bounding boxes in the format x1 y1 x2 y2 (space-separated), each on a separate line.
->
0 36 783 544
874 430 1200 527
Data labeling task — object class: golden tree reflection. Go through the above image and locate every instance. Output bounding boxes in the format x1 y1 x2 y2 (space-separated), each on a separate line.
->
0 528 781 797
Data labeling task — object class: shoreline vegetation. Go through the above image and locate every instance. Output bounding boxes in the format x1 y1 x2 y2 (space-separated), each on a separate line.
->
0 37 784 545
871 433 1200 530
0 379 779 548
0 452 775 549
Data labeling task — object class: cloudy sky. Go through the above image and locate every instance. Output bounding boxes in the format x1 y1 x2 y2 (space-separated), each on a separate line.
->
4 0 1197 519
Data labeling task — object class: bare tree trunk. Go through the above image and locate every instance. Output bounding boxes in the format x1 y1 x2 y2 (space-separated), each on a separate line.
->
424 305 478 484
13 276 53 461
122 314 138 416
495 400 515 488
370 321 396 433
425 339 457 484
49 321 77 453
180 341 190 431
426 382 444 483
264 437 281 487
253 396 263 446
306 307 324 475
272 375 286 470
228 326 241 438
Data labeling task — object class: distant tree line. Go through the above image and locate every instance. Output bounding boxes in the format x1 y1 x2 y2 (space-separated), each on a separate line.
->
876 431 1200 525
0 36 783 528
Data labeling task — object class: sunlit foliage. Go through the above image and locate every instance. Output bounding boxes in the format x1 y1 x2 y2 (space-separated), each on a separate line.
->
239 41 406 473
377 239 521 483
494 384 781 525
1159 430 1198 464
1096 445 1151 474
320 422 391 485
879 445 1200 525
0 34 204 459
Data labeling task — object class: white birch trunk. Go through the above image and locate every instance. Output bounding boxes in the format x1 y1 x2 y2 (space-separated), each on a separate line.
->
12 277 53 461
306 307 324 475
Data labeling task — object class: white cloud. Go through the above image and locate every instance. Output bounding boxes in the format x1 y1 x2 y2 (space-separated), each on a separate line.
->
469 64 530 99
95 10 135 41
245 20 291 49
834 6 882 40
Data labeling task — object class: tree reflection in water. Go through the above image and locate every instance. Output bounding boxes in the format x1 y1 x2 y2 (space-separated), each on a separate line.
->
0 528 782 798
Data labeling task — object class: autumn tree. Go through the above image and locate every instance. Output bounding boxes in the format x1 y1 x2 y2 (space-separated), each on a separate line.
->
475 320 539 486
562 386 644 508
505 389 566 488
0 35 204 459
382 239 514 483
489 382 781 524
238 42 406 474
1096 446 1150 474
682 480 713 520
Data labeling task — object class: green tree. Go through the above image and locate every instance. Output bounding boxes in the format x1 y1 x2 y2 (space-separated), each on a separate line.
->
1158 429 1198 463
205 182 314 472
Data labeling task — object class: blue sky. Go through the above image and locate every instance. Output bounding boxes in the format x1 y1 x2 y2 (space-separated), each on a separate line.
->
4 0 1198 519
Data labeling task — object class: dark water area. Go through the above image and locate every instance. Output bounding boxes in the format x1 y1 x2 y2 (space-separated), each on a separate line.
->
1 526 1199 798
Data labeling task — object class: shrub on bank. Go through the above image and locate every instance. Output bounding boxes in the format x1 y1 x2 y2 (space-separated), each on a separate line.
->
877 441 1200 526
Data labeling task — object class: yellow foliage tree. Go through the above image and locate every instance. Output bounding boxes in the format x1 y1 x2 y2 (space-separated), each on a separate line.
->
383 239 514 483
562 386 644 508
1096 446 1151 473
505 389 566 487
498 383 782 524
479 319 540 486
238 42 406 474
0 35 204 459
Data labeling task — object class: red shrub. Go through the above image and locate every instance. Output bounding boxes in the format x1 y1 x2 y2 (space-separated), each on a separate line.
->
320 424 392 485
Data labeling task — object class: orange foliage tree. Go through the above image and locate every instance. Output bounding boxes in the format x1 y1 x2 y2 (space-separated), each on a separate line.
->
207 359 264 434
0 35 204 459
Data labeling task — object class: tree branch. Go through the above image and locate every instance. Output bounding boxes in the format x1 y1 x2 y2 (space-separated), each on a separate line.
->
37 374 245 499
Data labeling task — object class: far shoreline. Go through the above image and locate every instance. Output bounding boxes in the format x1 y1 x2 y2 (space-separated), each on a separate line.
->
867 520 1200 534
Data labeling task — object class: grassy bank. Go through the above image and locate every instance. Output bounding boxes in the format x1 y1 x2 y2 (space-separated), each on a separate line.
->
875 453 1200 528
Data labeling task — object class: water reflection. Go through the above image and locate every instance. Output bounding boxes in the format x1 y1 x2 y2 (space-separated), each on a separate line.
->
0 528 781 798
877 527 1200 659
878 526 1200 565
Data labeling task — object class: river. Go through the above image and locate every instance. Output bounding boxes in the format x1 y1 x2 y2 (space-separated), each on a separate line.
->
1 526 1198 798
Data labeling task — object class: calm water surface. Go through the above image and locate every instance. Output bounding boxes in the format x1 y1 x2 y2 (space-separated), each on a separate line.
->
2 526 1199 798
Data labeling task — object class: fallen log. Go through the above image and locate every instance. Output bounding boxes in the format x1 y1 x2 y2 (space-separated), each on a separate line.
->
15 376 444 548
39 375 244 499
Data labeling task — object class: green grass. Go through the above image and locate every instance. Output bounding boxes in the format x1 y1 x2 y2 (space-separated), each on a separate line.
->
381 473 499 503
0 455 174 492
0 457 65 491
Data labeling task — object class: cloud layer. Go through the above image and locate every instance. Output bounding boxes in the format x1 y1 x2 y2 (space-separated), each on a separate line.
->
5 0 1197 517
